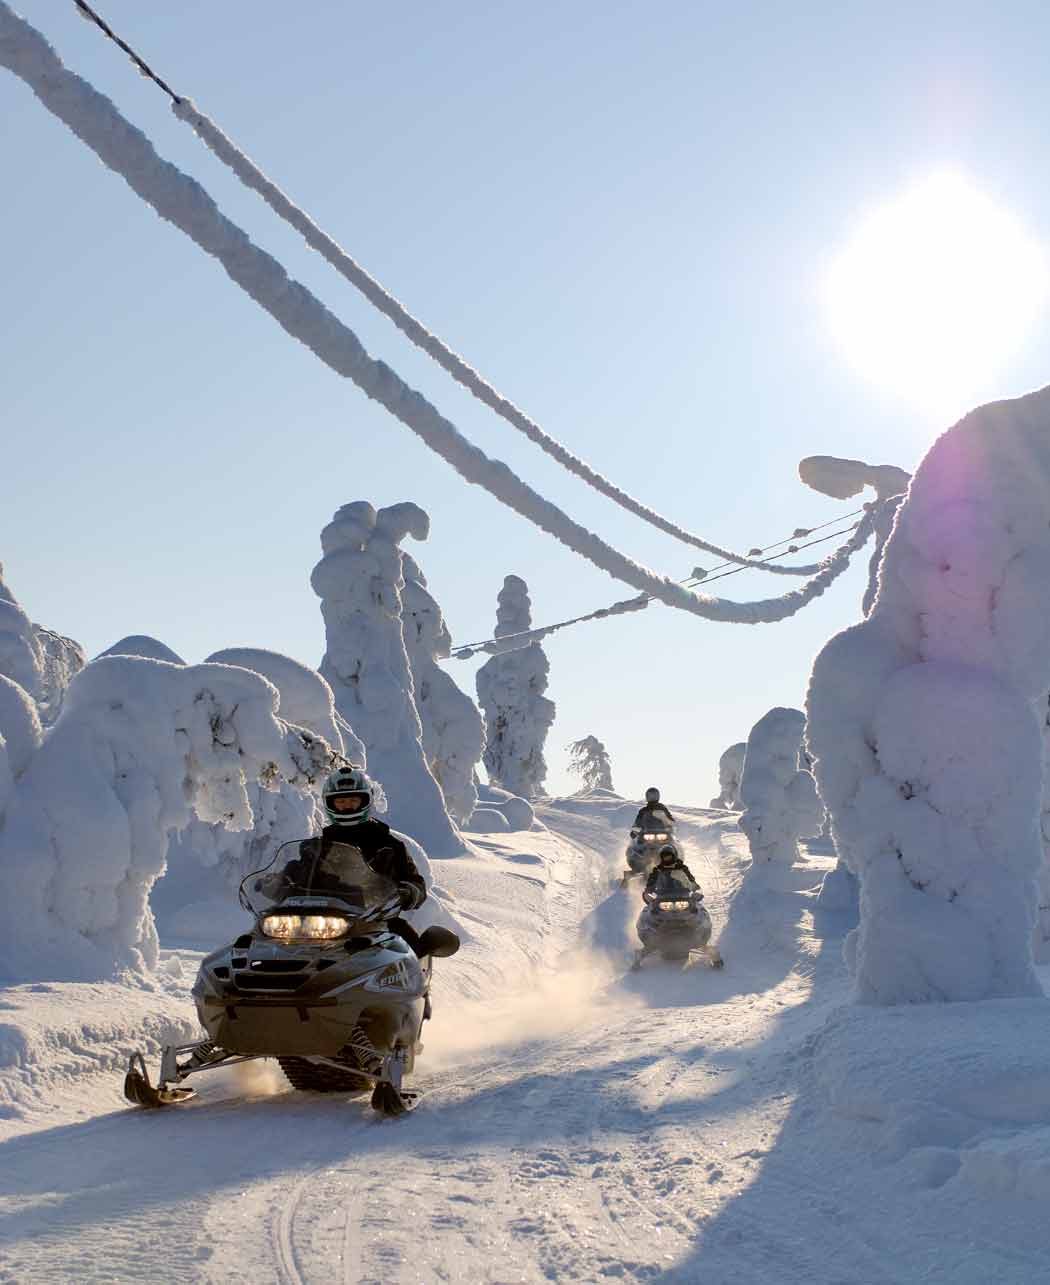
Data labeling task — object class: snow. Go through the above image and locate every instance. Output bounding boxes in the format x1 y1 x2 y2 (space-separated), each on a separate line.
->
0 655 334 983
0 562 84 723
401 552 485 824
312 501 464 857
738 707 824 864
97 634 186 665
0 6 880 627
808 386 1050 1003
709 740 746 809
476 576 556 798
5 801 1050 1281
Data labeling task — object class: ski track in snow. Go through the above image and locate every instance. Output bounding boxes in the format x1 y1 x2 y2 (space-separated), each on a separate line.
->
3 801 1049 1282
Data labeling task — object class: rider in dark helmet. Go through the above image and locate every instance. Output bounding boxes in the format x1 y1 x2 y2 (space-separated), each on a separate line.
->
633 786 675 830
643 845 700 898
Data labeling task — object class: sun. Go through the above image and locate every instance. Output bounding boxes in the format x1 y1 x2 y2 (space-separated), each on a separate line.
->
826 172 1047 419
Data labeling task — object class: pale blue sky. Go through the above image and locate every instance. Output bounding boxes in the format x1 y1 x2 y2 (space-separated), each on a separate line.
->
3 1 1050 801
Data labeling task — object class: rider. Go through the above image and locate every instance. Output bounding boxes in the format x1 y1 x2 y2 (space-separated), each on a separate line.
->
633 786 675 832
643 845 701 899
267 765 426 952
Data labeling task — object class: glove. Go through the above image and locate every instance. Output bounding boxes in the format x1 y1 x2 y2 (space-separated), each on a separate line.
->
397 882 419 910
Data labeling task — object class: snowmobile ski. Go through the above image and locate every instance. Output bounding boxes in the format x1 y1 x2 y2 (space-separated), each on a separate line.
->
123 1052 196 1108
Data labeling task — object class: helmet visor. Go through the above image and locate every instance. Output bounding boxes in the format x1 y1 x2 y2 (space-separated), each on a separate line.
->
327 791 369 813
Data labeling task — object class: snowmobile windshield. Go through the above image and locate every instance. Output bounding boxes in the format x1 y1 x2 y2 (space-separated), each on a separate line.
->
650 867 697 898
239 837 399 917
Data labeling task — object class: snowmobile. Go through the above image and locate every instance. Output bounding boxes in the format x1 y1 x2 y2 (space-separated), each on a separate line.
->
123 839 459 1117
621 820 679 887
631 864 723 970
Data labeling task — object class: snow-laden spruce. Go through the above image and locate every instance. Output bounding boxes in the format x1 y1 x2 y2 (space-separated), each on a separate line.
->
738 708 824 864
566 736 614 792
0 563 84 724
0 7 881 630
0 655 334 983
401 553 485 825
807 387 1050 1004
710 742 747 810
476 577 556 799
313 502 463 857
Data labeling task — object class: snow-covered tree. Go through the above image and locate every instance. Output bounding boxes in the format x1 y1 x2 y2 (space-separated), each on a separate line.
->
312 501 463 858
709 742 746 809
738 708 824 864
476 576 556 798
98 635 187 665
807 387 1050 1004
566 735 614 792
0 655 334 983
0 563 84 724
401 553 485 825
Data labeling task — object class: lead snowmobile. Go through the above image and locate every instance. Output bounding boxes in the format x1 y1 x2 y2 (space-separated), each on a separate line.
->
631 858 722 970
621 819 679 887
123 839 459 1117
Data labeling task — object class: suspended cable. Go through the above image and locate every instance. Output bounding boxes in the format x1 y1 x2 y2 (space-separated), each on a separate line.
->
0 4 881 630
70 0 830 579
449 520 863 658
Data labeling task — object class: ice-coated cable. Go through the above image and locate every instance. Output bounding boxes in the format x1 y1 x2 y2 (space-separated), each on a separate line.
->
72 0 817 578
449 520 863 658
0 3 879 626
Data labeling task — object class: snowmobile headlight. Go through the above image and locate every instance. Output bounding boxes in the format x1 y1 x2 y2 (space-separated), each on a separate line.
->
655 832 668 841
642 832 657 842
260 913 349 940
657 899 691 912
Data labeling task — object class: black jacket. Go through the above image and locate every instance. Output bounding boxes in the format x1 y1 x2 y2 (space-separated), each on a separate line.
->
644 857 699 898
275 820 426 909
633 803 675 830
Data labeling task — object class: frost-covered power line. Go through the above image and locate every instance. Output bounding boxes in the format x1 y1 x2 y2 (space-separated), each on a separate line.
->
72 0 820 579
0 5 880 625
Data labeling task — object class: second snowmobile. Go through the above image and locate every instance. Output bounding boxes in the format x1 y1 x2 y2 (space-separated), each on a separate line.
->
632 862 722 970
123 839 459 1117
621 820 679 886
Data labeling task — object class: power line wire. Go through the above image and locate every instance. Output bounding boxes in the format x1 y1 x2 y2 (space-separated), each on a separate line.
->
72 0 834 580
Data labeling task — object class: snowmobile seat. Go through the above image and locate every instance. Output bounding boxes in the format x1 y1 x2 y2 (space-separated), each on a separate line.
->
415 926 460 959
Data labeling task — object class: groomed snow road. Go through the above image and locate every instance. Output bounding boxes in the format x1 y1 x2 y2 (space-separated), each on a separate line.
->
3 801 1049 1283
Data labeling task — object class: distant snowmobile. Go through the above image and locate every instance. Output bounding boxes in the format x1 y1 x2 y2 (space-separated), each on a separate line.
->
621 819 679 887
631 850 723 970
123 840 459 1117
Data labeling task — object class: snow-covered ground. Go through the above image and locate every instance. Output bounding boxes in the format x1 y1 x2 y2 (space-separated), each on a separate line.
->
2 795 1049 1283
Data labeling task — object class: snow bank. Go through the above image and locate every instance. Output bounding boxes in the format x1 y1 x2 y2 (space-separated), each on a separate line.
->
0 6 879 628
401 553 485 824
807 387 1050 1003
313 502 463 857
0 655 334 983
98 634 186 665
814 998 1050 1195
466 781 537 832
738 708 824 864
476 576 556 798
709 741 746 809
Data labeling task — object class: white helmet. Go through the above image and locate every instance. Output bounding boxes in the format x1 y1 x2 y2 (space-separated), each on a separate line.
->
322 765 372 826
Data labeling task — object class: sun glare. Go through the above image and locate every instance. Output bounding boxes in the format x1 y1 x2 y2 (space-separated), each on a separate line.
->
826 172 1047 418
